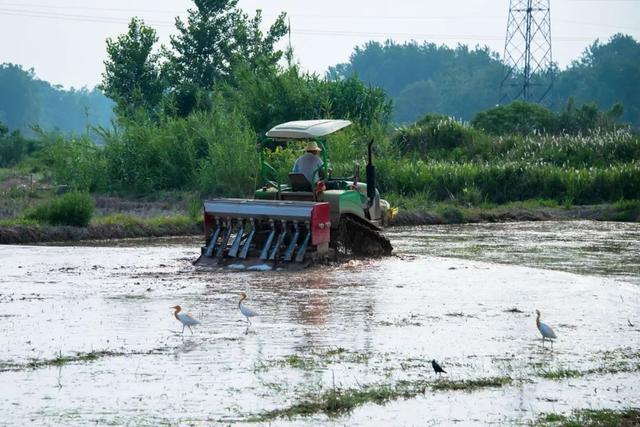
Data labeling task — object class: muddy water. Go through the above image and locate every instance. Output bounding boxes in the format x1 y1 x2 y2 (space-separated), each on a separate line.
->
1 221 639 425
389 220 640 286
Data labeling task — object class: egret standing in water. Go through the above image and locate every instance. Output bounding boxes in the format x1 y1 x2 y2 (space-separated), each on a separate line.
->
238 292 257 325
171 305 200 334
535 309 557 349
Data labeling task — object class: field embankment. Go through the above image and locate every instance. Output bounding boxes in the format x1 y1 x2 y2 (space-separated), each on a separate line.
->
1 200 638 245
0 215 201 245
0 191 202 244
390 201 640 226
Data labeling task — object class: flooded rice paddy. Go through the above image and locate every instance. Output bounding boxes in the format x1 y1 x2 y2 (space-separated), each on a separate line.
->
1 220 639 425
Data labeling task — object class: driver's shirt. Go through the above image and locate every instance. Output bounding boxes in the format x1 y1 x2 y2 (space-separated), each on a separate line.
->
292 152 323 184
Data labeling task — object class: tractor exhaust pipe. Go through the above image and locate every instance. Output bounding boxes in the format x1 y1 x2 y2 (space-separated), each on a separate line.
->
366 139 376 206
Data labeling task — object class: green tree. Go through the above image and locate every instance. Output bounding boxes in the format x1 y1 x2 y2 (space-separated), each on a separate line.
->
328 41 504 123
329 35 640 128
226 66 392 135
0 120 45 167
1 63 113 138
166 0 241 89
101 18 163 117
165 1 287 91
0 64 40 129
558 98 624 133
555 34 640 127
231 9 288 76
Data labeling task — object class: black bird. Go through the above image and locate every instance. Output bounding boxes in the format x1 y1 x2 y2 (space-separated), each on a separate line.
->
432 359 446 375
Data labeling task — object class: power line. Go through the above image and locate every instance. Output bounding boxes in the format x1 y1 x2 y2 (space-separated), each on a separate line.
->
0 7 635 40
0 8 174 27
0 9 605 43
0 3 638 31
0 2 183 14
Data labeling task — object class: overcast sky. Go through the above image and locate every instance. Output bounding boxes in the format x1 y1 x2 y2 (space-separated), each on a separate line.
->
0 0 638 89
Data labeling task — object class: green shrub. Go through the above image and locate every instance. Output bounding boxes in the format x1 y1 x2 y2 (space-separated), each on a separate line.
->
262 145 298 186
100 97 259 196
393 117 476 155
471 100 627 136
38 133 107 192
558 99 624 133
24 192 95 227
0 125 44 168
187 197 203 221
457 186 484 206
611 199 640 221
471 101 558 135
196 107 258 197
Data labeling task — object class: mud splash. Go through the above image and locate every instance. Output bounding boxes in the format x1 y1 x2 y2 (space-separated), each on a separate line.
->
0 220 638 425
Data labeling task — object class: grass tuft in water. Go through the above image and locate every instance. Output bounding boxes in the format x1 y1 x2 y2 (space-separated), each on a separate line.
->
254 383 414 421
281 355 316 370
537 368 583 379
252 376 514 421
323 347 348 357
538 408 640 426
541 413 568 423
1 348 169 372
24 350 121 370
255 348 371 373
430 376 512 391
535 352 640 380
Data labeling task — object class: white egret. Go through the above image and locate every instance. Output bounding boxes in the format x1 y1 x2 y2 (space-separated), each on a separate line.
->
171 305 200 334
535 309 557 349
238 292 257 325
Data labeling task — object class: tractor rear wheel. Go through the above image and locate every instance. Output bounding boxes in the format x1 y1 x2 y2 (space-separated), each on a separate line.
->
334 214 393 257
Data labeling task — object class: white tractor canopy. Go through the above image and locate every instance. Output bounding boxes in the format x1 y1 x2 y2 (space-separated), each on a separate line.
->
265 120 352 140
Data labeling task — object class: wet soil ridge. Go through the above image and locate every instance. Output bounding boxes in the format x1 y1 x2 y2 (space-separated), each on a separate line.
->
391 204 640 226
2 203 637 245
0 222 201 245
251 376 514 421
538 408 640 426
0 347 170 372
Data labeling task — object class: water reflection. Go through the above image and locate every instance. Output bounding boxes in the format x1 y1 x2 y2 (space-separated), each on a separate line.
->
297 276 330 326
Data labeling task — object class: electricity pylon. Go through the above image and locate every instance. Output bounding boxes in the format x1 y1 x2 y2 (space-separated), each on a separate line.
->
499 0 554 104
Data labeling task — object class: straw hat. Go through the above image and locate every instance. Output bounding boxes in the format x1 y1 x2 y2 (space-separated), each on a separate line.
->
305 141 322 152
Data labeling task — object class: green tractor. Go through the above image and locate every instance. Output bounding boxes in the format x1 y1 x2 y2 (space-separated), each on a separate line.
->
197 120 394 268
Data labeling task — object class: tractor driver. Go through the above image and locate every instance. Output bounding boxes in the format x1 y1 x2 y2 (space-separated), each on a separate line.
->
292 140 326 185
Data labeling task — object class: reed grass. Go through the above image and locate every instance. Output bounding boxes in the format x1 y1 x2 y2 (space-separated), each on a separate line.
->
375 159 640 205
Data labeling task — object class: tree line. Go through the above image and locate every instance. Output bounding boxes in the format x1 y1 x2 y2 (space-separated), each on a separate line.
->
3 4 638 137
328 34 640 127
0 63 113 136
